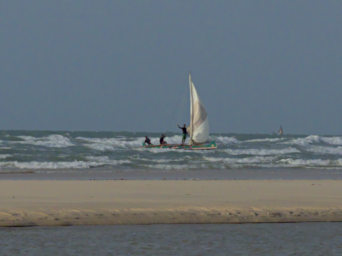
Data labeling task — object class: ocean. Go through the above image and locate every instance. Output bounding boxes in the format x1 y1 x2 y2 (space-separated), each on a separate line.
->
2 131 342 255
1 223 341 255
1 130 342 172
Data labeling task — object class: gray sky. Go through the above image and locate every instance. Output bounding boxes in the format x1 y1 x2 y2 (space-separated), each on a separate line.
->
1 1 341 134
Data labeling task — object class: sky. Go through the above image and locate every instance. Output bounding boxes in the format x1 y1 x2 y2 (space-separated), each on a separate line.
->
1 1 341 134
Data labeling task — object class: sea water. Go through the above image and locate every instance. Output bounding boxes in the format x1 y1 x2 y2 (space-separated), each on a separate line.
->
2 132 342 255
1 223 341 255
1 130 342 172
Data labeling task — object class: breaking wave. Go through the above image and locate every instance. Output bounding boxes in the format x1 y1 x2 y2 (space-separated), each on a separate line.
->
0 159 131 169
320 136 342 145
204 156 276 165
285 135 321 146
2 131 342 171
285 135 342 147
0 161 102 169
0 154 11 160
278 158 342 168
77 137 146 151
244 138 284 143
224 147 300 156
16 135 73 148
215 136 239 144
306 146 342 155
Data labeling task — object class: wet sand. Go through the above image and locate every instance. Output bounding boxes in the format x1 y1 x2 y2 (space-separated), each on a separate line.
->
1 180 342 226
2 168 342 180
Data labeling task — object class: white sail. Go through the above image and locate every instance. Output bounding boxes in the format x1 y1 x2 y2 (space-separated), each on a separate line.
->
189 73 210 144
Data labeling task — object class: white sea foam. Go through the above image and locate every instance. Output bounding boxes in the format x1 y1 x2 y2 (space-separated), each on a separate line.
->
77 137 144 151
85 156 131 165
85 156 111 162
16 135 73 148
0 154 11 160
224 147 299 156
306 145 342 155
143 164 194 170
320 137 342 145
216 136 239 144
285 135 321 146
245 138 283 143
0 159 130 169
278 158 334 168
204 156 276 165
138 156 193 163
202 156 342 168
0 161 100 169
286 135 342 147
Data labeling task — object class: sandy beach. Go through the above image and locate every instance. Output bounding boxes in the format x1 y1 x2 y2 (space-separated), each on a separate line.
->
1 179 342 226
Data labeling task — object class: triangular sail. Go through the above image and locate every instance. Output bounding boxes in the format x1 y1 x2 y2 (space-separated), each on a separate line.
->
189 73 209 144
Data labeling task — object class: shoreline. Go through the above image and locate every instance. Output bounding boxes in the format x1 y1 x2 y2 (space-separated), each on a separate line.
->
1 180 342 226
1 168 342 180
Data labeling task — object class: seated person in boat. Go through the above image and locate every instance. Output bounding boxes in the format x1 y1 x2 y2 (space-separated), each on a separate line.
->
160 134 167 145
177 123 188 145
144 136 152 146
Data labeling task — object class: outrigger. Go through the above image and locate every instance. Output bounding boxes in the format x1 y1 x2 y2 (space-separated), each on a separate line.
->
143 142 217 150
143 73 217 150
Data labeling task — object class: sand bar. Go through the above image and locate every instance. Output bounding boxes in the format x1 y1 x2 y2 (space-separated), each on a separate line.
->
1 180 342 226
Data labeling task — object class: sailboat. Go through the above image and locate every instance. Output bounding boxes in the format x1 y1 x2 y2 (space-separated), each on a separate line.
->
143 73 217 150
278 126 283 136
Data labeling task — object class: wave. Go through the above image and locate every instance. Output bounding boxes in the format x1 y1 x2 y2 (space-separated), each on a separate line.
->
85 156 131 165
79 135 233 150
224 147 300 156
244 138 283 143
4 132 342 171
129 155 193 163
77 137 147 151
320 136 342 145
284 135 342 147
141 164 193 170
0 154 11 160
134 147 215 154
278 158 339 168
204 156 276 165
0 161 101 169
0 159 131 169
215 136 239 144
284 135 321 146
16 135 73 148
306 145 342 155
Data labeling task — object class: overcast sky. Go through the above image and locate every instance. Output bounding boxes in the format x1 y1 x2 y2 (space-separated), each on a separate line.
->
1 1 341 134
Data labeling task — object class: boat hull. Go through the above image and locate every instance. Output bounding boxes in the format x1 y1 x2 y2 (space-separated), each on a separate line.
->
143 141 217 150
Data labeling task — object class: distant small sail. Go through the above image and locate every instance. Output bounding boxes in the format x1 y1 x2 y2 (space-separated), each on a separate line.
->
278 126 283 136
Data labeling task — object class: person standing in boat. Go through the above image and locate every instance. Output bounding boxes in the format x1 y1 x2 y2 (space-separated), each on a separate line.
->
144 136 152 146
160 134 167 145
178 124 188 145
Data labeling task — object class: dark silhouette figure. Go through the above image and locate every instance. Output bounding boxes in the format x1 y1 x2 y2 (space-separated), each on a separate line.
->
178 124 188 144
144 136 152 146
160 134 167 145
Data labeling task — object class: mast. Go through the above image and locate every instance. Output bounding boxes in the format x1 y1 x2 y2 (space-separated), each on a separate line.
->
189 73 194 144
